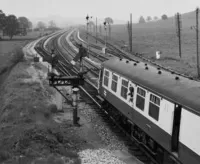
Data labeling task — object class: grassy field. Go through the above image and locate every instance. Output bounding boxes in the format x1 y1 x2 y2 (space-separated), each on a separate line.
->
97 10 200 77
0 34 83 163
0 31 44 77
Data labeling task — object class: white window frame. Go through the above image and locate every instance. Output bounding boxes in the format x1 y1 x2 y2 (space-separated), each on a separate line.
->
148 93 161 121
120 77 129 100
111 73 119 93
134 86 146 114
102 69 110 89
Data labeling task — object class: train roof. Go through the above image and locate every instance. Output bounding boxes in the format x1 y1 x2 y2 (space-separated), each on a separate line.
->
102 58 200 115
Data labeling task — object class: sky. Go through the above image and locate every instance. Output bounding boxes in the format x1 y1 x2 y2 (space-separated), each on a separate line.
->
0 0 200 23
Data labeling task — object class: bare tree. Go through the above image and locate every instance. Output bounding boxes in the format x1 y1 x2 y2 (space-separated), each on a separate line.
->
37 21 46 29
146 16 152 22
139 16 145 23
154 16 158 20
162 14 168 20
49 20 56 28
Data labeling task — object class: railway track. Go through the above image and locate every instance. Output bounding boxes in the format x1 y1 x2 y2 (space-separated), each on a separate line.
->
71 30 109 62
77 30 199 82
34 29 168 164
77 30 182 76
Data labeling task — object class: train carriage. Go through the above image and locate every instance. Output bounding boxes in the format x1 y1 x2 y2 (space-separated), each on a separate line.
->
98 58 200 164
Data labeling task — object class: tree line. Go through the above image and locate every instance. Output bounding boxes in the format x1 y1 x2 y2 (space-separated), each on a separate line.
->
139 14 168 23
0 10 33 39
35 20 59 32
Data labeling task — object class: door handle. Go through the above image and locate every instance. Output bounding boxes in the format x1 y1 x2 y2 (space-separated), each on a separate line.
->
146 124 151 129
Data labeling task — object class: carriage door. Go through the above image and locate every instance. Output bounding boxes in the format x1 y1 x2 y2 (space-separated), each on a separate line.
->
97 69 103 92
171 104 182 153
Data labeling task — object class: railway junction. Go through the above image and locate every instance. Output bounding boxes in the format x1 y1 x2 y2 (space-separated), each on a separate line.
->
1 26 200 164
23 26 200 164
30 27 199 164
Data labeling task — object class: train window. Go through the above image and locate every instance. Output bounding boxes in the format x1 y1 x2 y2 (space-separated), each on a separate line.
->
148 94 160 121
103 70 109 87
137 87 146 97
136 87 146 111
121 79 128 99
128 86 134 102
111 74 118 92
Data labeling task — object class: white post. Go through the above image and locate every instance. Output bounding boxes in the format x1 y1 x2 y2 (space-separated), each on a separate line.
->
55 87 63 111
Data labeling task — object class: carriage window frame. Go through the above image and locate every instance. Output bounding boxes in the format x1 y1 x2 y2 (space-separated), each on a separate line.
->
136 87 146 111
120 78 128 99
111 73 118 92
103 69 110 87
148 94 160 121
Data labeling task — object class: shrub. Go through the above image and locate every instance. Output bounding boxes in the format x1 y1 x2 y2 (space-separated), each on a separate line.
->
48 104 58 113
0 151 11 162
11 48 24 65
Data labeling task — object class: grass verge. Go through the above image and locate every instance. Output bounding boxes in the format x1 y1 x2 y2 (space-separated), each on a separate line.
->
0 59 81 164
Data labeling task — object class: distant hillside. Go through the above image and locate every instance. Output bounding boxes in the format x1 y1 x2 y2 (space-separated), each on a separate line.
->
103 10 200 77
30 15 127 28
111 10 197 32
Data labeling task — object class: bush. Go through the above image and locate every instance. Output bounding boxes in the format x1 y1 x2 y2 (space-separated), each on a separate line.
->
0 67 8 75
48 104 58 113
0 151 11 162
11 48 24 64
44 111 50 119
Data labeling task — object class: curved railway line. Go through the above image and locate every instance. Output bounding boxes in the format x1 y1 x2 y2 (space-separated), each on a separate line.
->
34 29 183 164
78 31 199 82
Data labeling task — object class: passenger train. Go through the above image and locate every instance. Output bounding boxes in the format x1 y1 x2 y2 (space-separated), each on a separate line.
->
97 58 200 164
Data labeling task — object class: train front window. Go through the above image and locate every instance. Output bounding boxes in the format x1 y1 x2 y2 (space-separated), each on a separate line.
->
136 87 146 111
111 74 118 92
148 94 160 121
103 70 109 87
121 79 128 99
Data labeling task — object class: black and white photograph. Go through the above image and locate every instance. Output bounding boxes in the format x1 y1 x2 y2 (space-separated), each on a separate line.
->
0 0 200 163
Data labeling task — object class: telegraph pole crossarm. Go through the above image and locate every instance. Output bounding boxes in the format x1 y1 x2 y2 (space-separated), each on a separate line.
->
196 7 200 77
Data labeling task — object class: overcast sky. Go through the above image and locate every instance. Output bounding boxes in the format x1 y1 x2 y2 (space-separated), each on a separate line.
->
1 0 200 22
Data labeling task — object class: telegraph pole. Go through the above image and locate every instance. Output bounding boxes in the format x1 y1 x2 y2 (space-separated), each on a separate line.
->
175 13 182 58
127 21 130 50
96 17 97 43
104 21 107 49
196 8 200 77
86 15 89 54
72 87 79 125
130 13 132 52
99 24 102 36
86 15 92 55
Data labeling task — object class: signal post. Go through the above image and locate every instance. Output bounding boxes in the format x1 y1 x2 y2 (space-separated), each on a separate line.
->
48 45 87 126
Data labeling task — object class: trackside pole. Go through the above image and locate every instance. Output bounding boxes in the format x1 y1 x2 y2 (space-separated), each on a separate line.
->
72 87 79 125
196 8 200 77
48 44 86 126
